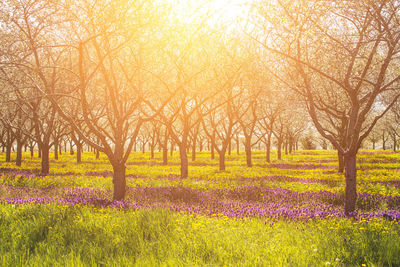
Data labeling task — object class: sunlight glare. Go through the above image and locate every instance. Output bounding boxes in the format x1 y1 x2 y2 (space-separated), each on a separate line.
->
167 0 251 30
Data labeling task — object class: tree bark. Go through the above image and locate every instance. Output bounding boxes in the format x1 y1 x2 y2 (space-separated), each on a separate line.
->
382 133 386 150
228 137 231 155
77 144 82 163
142 141 146 154
211 137 215 160
170 139 174 156
244 137 252 167
191 139 196 161
112 163 126 201
54 140 59 160
41 145 50 175
162 147 168 165
266 134 271 163
70 141 74 155
179 145 189 178
150 144 155 159
344 153 357 214
284 141 288 155
393 135 396 152
277 141 282 160
218 150 226 171
236 135 240 155
16 139 23 166
5 143 12 162
338 150 344 173
161 134 168 165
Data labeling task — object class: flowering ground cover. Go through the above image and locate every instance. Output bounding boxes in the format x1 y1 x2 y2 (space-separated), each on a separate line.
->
0 150 399 265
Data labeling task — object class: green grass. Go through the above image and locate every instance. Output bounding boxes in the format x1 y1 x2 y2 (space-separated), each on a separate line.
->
0 203 399 266
2 150 400 196
1 149 400 266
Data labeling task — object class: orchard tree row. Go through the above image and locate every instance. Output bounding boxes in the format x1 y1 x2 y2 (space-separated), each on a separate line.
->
1 0 400 213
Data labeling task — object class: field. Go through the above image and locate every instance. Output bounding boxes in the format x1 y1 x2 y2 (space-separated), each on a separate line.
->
0 150 399 266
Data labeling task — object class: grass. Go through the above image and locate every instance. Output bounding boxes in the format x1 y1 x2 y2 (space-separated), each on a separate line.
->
0 149 399 266
1 204 399 266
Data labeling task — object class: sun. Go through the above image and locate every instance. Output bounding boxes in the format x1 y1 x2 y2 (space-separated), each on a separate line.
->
167 0 251 30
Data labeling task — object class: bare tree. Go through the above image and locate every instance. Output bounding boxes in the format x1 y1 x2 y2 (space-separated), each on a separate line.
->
254 0 400 213
45 0 173 200
0 0 65 173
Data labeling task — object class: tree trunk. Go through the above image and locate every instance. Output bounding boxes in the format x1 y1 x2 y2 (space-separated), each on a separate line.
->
236 135 240 155
393 135 396 152
30 146 34 158
284 141 288 155
5 143 12 162
289 139 293 154
344 153 357 214
228 138 231 155
150 144 155 159
170 140 174 156
338 150 344 173
372 141 375 150
16 139 23 166
191 139 196 161
112 163 126 201
244 137 252 167
96 149 100 159
211 139 215 160
41 145 50 175
70 142 74 155
54 140 59 160
162 147 168 165
218 150 226 171
266 134 271 163
77 144 82 163
277 141 282 160
382 133 386 150
179 144 189 178
38 147 42 158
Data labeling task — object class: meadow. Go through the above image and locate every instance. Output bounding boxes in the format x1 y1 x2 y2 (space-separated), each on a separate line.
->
0 150 399 266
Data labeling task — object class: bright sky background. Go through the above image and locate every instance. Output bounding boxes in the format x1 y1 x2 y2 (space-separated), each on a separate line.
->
167 0 252 30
